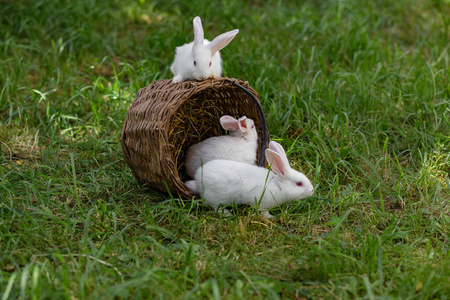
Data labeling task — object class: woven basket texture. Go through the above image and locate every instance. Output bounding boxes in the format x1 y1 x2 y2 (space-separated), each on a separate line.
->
120 78 269 199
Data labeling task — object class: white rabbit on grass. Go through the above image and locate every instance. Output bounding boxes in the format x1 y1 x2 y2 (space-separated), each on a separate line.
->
185 141 314 218
170 16 239 83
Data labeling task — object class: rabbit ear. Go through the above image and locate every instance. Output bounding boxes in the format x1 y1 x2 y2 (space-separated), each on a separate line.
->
237 116 248 132
220 115 239 131
269 141 286 156
193 16 204 47
207 29 239 55
265 149 290 178
268 141 289 166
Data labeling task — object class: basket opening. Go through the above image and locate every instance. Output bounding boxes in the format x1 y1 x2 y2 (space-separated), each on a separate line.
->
168 86 260 181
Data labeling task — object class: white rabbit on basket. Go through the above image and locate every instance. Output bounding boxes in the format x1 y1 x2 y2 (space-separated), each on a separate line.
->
184 115 258 179
171 16 239 83
185 141 314 218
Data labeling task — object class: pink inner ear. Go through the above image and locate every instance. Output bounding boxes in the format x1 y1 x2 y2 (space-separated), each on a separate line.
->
238 117 248 131
207 29 239 55
266 149 287 176
269 141 289 167
220 116 239 131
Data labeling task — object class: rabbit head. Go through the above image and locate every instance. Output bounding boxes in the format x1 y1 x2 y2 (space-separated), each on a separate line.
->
220 115 258 141
171 17 239 83
192 17 238 80
265 141 314 200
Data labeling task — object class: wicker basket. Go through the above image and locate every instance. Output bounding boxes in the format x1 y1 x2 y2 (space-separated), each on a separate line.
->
120 77 269 199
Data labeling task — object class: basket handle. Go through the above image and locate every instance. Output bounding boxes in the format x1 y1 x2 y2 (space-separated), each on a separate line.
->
231 81 268 167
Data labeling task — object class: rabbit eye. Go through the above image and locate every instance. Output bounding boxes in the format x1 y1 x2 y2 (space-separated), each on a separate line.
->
209 62 212 67
296 181 303 187
194 61 197 66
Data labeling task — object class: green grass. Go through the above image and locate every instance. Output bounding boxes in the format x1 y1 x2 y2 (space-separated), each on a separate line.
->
1 0 449 298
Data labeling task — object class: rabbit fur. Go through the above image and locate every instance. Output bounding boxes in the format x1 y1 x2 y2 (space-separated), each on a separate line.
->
185 141 314 218
171 16 239 83
184 115 258 179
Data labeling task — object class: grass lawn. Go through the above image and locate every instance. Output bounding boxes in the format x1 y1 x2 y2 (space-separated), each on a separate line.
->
1 0 449 298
